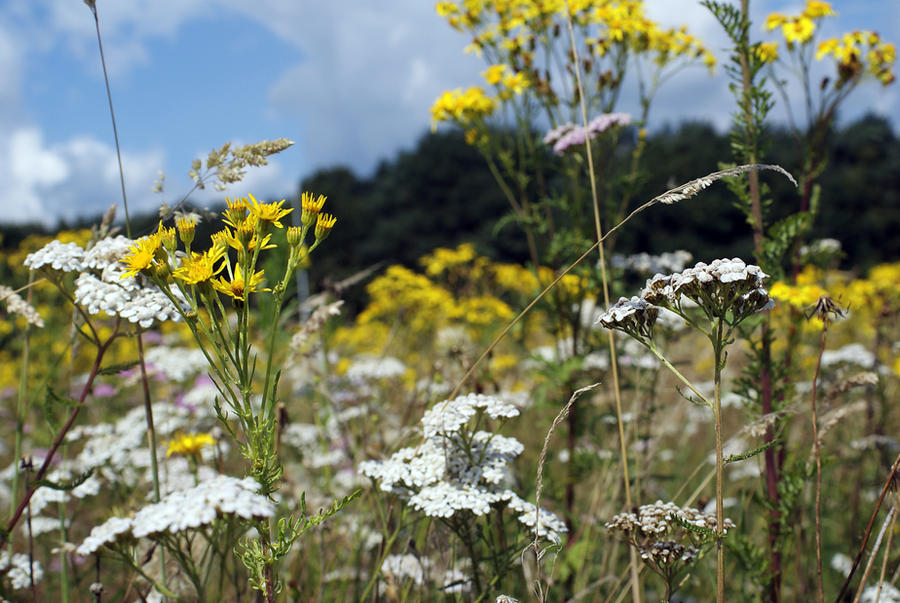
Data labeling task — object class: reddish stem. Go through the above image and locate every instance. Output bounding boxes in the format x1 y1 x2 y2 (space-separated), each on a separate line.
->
2 338 111 544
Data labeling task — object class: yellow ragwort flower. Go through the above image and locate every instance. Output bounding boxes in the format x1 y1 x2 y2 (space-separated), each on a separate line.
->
482 64 507 86
166 432 216 458
223 196 249 227
755 41 779 64
802 1 836 19
176 216 196 246
119 233 162 279
212 264 268 301
173 248 225 285
300 191 327 227
315 213 337 241
783 17 815 45
247 193 292 228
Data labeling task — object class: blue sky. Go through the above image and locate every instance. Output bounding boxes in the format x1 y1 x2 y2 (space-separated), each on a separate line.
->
0 0 897 225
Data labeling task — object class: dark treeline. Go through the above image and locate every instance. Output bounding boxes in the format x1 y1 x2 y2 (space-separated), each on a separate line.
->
3 114 897 290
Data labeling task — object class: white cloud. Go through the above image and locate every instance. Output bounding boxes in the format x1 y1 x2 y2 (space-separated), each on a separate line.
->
263 0 482 174
0 127 165 225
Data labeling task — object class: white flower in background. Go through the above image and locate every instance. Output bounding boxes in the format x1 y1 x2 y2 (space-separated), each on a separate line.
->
21 516 67 537
0 551 43 590
76 516 134 556
611 250 693 276
821 343 875 369
24 240 85 272
860 583 900 603
143 346 208 382
0 285 44 327
346 356 407 382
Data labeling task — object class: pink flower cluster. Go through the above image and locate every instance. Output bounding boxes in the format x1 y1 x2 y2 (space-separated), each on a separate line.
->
542 112 631 155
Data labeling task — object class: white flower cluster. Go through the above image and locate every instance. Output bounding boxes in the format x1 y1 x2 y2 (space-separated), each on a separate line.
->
359 394 566 543
611 251 693 276
25 236 184 329
599 258 772 337
605 500 733 537
820 343 875 369
606 501 732 572
143 345 208 382
380 554 470 593
596 297 658 341
23 240 85 272
76 475 273 555
0 550 43 590
420 393 519 439
0 285 44 327
860 583 900 603
346 356 407 382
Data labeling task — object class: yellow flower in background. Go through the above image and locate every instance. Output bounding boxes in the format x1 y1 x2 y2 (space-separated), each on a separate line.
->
213 264 268 301
166 432 216 458
173 248 225 285
430 87 497 127
755 41 779 64
783 17 815 45
769 281 826 309
421 243 477 276
803 1 836 19
483 64 507 85
247 194 292 229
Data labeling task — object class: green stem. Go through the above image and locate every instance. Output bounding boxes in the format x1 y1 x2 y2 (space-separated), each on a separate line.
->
712 318 725 603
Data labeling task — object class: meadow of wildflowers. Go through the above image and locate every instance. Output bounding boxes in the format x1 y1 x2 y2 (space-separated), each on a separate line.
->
0 0 897 601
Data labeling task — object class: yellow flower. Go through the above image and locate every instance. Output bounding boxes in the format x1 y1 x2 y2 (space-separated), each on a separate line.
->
173 248 225 285
502 71 529 94
119 233 162 279
247 193 292 228
435 1 458 18
769 281 826 309
223 196 249 228
816 38 840 60
315 213 337 241
166 432 216 458
755 41 779 64
212 264 268 301
300 191 327 227
765 13 787 31
783 17 815 45
176 216 196 246
482 64 507 85
802 1 835 19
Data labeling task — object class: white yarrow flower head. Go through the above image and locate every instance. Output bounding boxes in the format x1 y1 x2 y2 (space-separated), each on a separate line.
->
58 235 187 329
639 258 772 326
596 296 659 342
606 500 733 579
75 475 274 555
0 551 43 590
24 240 85 272
360 392 566 544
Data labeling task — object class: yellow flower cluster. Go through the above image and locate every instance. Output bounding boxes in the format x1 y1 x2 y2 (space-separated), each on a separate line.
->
816 31 895 86
436 0 714 74
421 242 478 276
119 193 335 304
764 0 835 46
430 87 498 127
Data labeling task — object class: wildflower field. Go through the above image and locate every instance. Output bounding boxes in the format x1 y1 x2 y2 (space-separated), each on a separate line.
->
0 1 898 601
